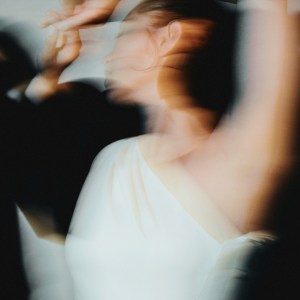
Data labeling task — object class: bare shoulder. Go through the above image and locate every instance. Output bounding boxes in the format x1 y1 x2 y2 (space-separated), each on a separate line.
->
182 131 286 232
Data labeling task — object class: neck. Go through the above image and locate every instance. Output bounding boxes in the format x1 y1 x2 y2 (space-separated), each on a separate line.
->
138 65 219 160
143 98 218 160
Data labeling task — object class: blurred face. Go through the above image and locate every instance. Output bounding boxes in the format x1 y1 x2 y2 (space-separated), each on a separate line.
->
104 15 159 103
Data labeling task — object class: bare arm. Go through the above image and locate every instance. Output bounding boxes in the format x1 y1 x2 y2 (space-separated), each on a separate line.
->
39 0 120 30
26 0 120 101
194 0 299 232
223 0 299 169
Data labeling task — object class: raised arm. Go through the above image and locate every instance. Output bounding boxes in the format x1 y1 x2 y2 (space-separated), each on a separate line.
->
198 0 299 232
224 0 299 168
26 0 121 102
39 0 120 30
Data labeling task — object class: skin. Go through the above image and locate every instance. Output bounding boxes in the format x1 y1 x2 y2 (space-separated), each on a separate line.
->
104 17 162 104
103 6 298 240
39 0 120 30
27 0 298 242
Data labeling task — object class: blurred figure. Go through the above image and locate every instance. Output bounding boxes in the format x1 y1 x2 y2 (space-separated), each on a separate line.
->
39 0 121 30
32 0 299 299
17 10 142 235
18 0 299 300
1 8 142 300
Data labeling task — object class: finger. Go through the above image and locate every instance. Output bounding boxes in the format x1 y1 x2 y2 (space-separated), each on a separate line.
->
56 30 82 66
45 26 60 50
52 8 112 31
40 26 60 68
39 10 71 28
56 31 66 49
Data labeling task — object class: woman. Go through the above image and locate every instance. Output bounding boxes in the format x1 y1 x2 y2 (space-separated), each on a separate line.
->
63 0 298 298
20 0 299 299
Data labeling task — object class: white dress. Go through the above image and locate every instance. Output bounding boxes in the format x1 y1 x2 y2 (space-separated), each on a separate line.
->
65 137 276 300
17 136 276 300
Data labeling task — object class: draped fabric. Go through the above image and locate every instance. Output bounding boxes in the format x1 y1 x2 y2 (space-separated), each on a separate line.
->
18 137 277 300
66 137 276 300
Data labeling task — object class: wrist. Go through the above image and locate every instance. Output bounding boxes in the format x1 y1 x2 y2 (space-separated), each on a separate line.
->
25 72 59 103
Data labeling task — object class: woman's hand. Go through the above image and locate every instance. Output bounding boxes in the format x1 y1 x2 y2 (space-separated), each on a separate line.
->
26 0 120 102
40 26 81 75
36 0 120 88
24 26 81 102
39 0 120 31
